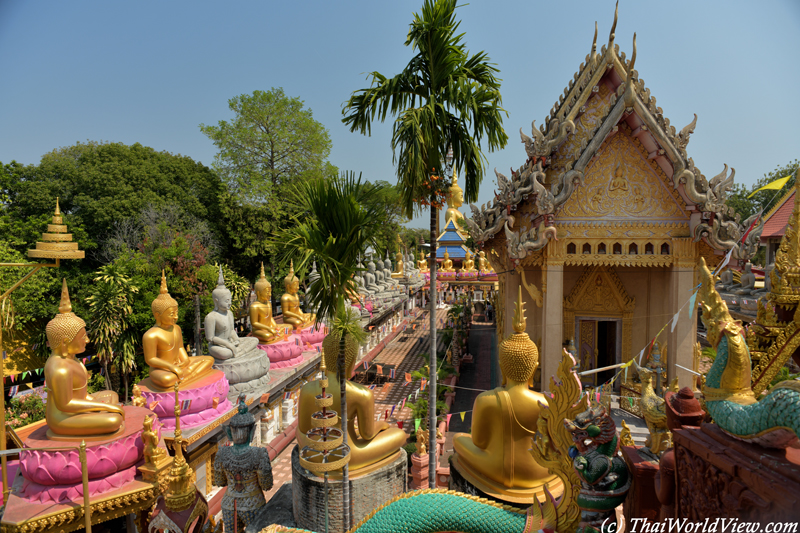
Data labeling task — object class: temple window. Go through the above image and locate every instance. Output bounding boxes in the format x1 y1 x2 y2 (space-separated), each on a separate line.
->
661 243 670 255
567 243 576 254
598 243 606 254
613 243 622 254
629 243 638 255
645 243 654 255
582 243 591 254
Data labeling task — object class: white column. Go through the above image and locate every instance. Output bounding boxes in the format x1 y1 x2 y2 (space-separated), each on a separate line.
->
669 239 698 389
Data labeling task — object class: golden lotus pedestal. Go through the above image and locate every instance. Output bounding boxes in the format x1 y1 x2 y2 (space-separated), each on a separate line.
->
449 455 564 506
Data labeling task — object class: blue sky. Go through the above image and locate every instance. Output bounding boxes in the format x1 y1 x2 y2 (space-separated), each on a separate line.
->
1 1 798 227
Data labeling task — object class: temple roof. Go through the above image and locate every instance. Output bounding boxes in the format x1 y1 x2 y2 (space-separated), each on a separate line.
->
464 6 752 266
762 189 795 240
436 220 469 259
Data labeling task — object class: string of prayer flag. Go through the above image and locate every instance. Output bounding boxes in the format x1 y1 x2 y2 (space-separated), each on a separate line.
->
446 414 452 426
688 292 698 319
415 419 421 432
284 391 292 400
460 412 466 422
181 399 192 411
368 384 376 390
383 382 393 393
384 409 389 420
390 405 396 417
390 369 396 379
363 361 369 370
401 398 406 411
405 372 412 383
149 401 160 411
420 379 427 391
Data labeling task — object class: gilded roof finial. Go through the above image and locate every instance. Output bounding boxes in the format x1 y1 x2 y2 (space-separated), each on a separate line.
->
512 285 526 333
54 197 61 217
591 21 598 64
608 0 619 50
58 278 72 314
624 33 637 109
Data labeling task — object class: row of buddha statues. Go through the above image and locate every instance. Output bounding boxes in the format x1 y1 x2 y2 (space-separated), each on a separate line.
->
431 249 496 274
716 261 774 297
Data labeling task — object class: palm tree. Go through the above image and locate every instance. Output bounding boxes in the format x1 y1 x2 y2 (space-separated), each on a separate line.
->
272 171 390 530
342 0 508 487
86 264 139 398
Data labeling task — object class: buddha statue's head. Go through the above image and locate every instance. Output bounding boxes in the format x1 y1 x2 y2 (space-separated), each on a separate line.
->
465 250 472 261
367 259 377 273
384 253 392 270
444 250 450 260
498 286 539 384
46 279 88 356
211 266 232 312
255 263 272 303
284 260 300 294
448 171 464 207
152 270 179 327
224 393 255 447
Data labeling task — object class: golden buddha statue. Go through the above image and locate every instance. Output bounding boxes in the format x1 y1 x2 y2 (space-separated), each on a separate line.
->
297 341 406 472
478 250 493 273
461 250 476 273
440 250 455 272
445 171 465 225
609 163 628 197
142 271 215 391
280 260 316 331
452 286 560 502
249 263 280 344
392 237 405 278
417 251 429 273
45 279 125 438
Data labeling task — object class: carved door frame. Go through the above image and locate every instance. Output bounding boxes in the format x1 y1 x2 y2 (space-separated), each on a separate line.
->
563 266 635 386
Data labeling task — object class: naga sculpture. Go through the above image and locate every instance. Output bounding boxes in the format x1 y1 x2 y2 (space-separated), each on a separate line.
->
520 118 575 160
564 403 630 532
503 216 557 263
698 257 800 448
632 360 670 456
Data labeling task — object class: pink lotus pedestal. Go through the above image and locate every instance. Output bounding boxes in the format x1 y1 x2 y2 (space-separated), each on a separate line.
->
137 370 232 430
298 324 325 347
18 406 157 504
257 339 304 369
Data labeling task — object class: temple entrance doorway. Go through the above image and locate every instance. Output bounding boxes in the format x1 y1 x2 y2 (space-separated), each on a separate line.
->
576 318 621 388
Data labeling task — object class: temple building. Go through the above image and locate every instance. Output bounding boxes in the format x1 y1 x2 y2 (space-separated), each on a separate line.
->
466 18 756 393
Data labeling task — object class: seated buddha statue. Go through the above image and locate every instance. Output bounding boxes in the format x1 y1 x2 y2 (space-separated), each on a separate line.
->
391 249 404 278
478 250 493 273
371 258 391 293
452 286 559 500
440 250 455 272
715 268 735 291
249 263 280 344
143 271 216 391
45 279 125 438
280 260 316 332
365 260 388 295
206 266 260 360
418 251 429 273
382 254 397 289
734 262 756 295
297 338 406 471
461 250 476 273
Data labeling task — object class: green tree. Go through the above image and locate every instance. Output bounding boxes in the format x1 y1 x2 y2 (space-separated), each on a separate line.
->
85 264 139 396
342 0 508 487
726 159 800 221
200 88 337 275
271 171 390 530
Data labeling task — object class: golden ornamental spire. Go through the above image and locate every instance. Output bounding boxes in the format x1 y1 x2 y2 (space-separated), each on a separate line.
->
165 383 195 512
770 169 800 305
284 259 299 288
58 278 72 314
28 199 85 260
512 285 526 333
260 262 266 280
152 270 178 316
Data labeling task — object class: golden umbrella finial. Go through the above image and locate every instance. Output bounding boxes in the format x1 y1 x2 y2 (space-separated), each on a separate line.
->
27 199 84 260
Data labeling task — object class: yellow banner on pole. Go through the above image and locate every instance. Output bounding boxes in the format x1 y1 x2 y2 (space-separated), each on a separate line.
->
748 175 791 198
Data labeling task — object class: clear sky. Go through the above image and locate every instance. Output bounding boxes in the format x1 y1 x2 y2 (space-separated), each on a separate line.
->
1 1 798 228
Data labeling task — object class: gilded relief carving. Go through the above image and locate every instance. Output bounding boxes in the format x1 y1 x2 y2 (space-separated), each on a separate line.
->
560 130 687 220
550 84 613 170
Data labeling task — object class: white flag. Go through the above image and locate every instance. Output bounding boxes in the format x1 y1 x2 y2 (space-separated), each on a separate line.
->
670 309 681 333
637 347 645 365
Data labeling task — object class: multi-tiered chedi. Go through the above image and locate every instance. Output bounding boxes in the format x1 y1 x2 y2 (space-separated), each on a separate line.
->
451 286 562 504
206 266 270 401
137 271 232 429
8 281 157 509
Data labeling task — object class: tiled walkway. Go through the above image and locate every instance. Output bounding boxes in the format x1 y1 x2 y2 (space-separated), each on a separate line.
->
265 308 450 499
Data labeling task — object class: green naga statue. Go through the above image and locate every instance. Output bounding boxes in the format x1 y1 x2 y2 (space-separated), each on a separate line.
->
698 257 800 448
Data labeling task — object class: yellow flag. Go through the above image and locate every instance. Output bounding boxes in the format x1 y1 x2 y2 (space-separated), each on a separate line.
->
460 412 466 422
748 176 791 198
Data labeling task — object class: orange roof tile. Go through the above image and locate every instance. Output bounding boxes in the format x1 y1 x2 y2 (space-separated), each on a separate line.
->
762 191 795 239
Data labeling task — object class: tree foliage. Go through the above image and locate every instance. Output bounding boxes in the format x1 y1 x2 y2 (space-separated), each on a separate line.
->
726 159 800 221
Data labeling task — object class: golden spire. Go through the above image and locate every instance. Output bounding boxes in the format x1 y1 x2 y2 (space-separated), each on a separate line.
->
165 383 195 512
46 279 86 351
28 198 85 260
284 259 299 288
499 285 538 383
770 169 800 305
608 0 619 50
152 270 178 316
590 21 598 64
623 33 637 109
255 261 272 294
58 278 72 314
512 285 526 333
260 262 266 280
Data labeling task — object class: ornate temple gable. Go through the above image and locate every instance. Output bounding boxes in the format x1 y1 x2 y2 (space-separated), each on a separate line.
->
558 125 689 221
564 265 635 314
